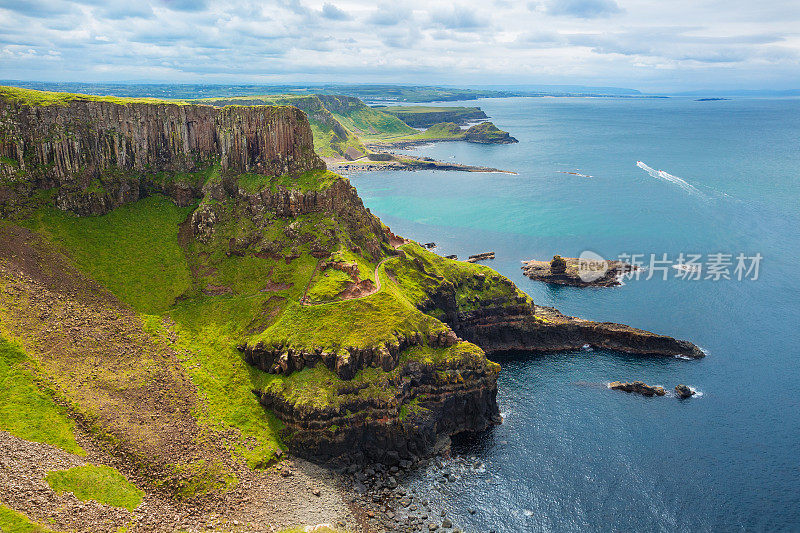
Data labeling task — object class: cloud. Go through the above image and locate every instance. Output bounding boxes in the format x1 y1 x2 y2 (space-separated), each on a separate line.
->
156 0 209 13
0 0 74 17
547 0 622 18
321 3 351 20
430 6 486 29
0 0 798 91
367 4 411 26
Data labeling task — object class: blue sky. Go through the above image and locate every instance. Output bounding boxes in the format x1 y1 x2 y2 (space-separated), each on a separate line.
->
0 0 798 91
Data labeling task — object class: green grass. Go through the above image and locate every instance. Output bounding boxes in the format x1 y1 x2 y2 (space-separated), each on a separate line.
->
0 335 84 455
18 194 295 468
149 301 289 468
0 155 19 167
198 94 368 159
387 242 531 313
402 122 464 140
21 195 194 314
148 164 221 188
251 288 446 354
45 465 144 511
167 459 237 500
319 95 415 139
463 121 514 141
0 85 188 107
260 342 489 413
0 505 58 533
377 105 486 127
196 93 416 155
306 268 353 303
378 105 481 115
399 397 428 421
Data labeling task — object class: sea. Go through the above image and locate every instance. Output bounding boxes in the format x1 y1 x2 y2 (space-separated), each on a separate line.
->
345 96 800 532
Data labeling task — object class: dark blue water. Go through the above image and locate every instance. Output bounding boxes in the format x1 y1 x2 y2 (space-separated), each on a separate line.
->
347 97 800 531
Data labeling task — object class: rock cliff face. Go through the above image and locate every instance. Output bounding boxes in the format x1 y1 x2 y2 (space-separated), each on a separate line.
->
418 268 705 359
1 87 704 474
0 94 324 215
256 346 501 466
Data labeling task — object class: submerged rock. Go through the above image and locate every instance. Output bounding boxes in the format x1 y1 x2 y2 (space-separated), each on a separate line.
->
609 381 666 397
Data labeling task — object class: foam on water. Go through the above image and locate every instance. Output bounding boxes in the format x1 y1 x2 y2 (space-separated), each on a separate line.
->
636 161 706 198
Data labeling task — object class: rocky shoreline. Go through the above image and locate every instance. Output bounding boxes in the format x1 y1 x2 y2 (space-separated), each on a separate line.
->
329 153 515 174
343 456 476 532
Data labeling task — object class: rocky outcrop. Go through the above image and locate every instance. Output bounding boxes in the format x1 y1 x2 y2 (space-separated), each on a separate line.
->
242 329 462 380
418 272 705 359
189 175 390 261
456 303 705 358
256 352 501 465
0 92 324 215
609 381 666 396
463 122 518 144
522 256 636 287
675 384 696 399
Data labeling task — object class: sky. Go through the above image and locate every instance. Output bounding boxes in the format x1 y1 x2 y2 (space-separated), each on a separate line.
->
0 0 798 92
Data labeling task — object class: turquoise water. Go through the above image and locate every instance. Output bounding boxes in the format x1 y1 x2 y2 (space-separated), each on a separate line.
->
347 97 800 531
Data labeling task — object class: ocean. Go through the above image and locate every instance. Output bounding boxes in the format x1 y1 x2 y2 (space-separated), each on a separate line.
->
346 96 800 531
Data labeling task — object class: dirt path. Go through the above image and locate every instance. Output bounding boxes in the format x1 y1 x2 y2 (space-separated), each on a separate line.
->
300 244 406 307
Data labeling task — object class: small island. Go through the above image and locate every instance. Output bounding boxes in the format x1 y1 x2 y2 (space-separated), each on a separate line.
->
522 255 635 287
609 381 666 397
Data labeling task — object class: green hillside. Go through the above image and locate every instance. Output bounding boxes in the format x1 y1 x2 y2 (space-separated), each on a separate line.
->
198 94 416 159
375 105 487 127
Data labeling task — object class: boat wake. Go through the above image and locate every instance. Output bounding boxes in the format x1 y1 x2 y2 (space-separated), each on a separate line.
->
636 161 706 198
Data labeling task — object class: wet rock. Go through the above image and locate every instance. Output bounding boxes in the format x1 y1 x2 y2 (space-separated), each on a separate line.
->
675 384 696 399
609 380 666 397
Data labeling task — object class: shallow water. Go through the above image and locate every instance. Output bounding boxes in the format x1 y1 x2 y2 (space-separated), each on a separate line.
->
348 96 800 531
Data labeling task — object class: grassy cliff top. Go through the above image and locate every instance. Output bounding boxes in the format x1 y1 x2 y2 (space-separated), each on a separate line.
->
195 93 417 159
376 105 483 114
0 85 190 106
0 86 292 112
198 93 415 138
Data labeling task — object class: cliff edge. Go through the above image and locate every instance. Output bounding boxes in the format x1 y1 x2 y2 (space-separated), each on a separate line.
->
0 86 324 216
0 87 702 487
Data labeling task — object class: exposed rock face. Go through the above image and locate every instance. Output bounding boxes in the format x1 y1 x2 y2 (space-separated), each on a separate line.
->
243 329 462 380
0 96 324 215
675 384 696 399
189 176 389 261
609 381 666 397
256 353 501 465
459 304 705 358
522 256 636 287
419 273 705 359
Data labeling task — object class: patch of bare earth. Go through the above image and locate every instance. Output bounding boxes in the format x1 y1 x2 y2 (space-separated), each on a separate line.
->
0 224 360 532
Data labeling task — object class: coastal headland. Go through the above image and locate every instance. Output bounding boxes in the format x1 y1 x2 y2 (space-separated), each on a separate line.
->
0 86 702 531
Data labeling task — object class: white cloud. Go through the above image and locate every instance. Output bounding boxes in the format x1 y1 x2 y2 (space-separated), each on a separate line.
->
0 0 797 91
